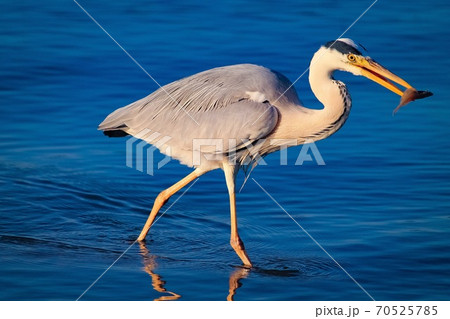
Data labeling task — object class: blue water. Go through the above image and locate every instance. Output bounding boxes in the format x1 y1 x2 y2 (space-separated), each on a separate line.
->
1 0 449 301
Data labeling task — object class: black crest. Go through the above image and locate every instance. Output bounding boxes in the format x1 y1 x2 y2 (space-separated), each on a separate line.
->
324 40 363 55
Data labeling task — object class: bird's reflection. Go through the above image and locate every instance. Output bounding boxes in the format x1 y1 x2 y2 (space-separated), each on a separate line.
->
139 242 250 301
227 266 250 301
139 242 181 301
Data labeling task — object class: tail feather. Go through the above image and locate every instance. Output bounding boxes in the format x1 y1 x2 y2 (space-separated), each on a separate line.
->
99 100 141 138
102 130 129 137
99 112 130 137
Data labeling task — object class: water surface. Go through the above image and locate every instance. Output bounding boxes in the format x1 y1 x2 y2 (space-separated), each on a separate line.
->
1 0 449 300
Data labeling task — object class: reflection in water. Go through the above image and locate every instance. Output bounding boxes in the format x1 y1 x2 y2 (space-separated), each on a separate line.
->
139 242 181 301
227 267 250 301
138 242 335 300
139 242 251 301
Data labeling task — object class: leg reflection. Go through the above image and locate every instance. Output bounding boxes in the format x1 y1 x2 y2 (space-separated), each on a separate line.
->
139 242 181 301
227 266 250 301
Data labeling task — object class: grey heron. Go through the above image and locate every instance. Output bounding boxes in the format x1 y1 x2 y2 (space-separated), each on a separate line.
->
99 38 424 267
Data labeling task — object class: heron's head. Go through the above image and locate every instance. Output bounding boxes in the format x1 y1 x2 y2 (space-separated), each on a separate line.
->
318 38 412 96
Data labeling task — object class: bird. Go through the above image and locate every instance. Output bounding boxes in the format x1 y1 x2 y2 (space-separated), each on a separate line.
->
99 38 414 268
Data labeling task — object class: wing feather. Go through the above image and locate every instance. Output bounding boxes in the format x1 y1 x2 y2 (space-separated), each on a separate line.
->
98 64 301 166
99 64 299 131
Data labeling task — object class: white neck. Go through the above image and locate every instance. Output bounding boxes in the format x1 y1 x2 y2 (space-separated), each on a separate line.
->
310 50 351 131
275 48 351 143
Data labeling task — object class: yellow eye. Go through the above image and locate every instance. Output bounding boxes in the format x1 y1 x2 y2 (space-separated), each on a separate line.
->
347 54 356 62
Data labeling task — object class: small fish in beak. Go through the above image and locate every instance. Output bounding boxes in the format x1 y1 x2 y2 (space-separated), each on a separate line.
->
352 56 433 115
393 88 433 115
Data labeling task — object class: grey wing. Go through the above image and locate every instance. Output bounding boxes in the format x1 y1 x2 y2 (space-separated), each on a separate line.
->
98 64 296 165
152 99 278 152
101 98 278 167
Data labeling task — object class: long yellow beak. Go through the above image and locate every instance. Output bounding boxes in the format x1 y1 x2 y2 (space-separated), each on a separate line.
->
355 57 413 96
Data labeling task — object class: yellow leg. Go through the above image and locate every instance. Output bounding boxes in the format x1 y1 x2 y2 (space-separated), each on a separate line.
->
137 168 205 241
223 163 252 267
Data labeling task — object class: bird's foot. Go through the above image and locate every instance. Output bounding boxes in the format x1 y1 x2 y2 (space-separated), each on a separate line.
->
230 237 253 268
